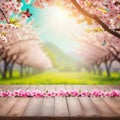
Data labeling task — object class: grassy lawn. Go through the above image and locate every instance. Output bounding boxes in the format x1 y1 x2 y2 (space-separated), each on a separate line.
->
0 71 120 85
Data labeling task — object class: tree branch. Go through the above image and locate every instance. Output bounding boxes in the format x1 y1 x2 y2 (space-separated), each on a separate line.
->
0 8 10 24
114 28 120 31
71 0 120 38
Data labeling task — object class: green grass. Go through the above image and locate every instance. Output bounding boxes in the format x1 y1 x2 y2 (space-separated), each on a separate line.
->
0 71 120 85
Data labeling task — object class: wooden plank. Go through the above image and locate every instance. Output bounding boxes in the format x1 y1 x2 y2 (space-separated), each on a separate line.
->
5 85 37 120
0 97 8 120
96 85 114 90
72 85 97 91
6 85 22 90
96 85 120 116
22 85 45 118
96 85 120 93
55 85 69 120
0 85 21 120
73 85 119 91
0 85 23 90
74 85 120 119
39 85 55 120
79 99 100 117
3 85 30 120
0 85 18 116
6 85 34 117
83 85 117 117
83 85 118 117
107 85 120 90
108 85 120 89
0 85 11 91
101 97 120 116
91 97 117 117
15 85 32 90
65 85 84 118
73 85 100 117
0 85 24 117
40 85 55 116
0 85 119 120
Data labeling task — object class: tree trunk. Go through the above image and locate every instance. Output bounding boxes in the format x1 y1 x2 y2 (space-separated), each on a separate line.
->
104 62 111 77
97 64 102 76
20 65 23 77
9 63 14 78
2 62 8 79
117 60 120 78
98 68 102 76
0 65 3 78
25 67 30 76
27 67 30 76
92 64 96 74
31 68 34 75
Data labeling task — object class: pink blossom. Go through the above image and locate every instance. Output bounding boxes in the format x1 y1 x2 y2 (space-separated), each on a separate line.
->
0 89 120 98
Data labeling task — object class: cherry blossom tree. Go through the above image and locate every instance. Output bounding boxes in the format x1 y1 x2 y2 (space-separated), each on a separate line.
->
0 0 27 23
72 30 120 77
1 0 120 79
0 22 52 79
33 0 120 38
0 0 53 78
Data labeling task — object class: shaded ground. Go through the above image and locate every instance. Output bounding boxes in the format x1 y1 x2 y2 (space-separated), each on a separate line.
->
0 72 120 85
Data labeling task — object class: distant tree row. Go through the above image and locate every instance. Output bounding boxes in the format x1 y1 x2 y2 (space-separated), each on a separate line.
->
73 31 120 77
0 1 52 79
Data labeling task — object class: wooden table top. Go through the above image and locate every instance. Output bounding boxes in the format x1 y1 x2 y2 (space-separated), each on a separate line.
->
0 85 120 120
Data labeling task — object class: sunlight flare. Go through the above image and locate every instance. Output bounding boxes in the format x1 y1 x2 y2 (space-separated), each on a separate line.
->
49 7 69 25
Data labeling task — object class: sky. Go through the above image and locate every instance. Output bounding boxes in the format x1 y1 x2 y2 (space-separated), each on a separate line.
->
21 0 81 54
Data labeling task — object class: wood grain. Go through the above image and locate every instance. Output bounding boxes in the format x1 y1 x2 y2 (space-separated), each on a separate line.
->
0 85 119 120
